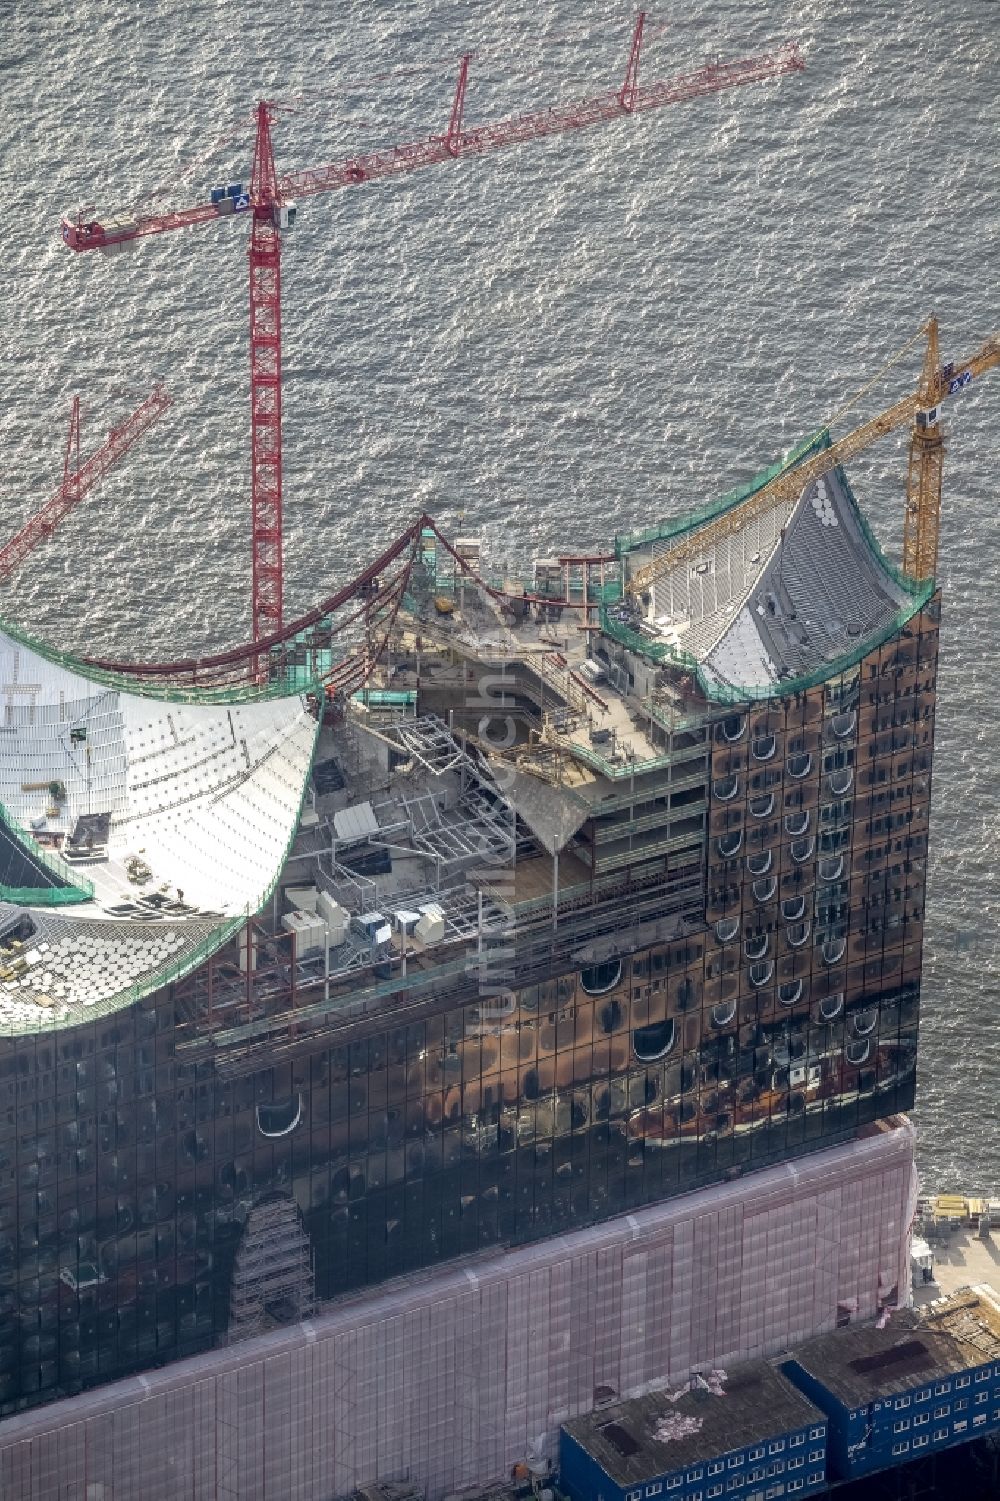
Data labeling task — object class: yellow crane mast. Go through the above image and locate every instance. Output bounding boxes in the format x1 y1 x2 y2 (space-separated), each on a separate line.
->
627 319 1000 600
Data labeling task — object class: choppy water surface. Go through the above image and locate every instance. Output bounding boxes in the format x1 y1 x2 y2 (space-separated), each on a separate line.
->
0 0 997 1188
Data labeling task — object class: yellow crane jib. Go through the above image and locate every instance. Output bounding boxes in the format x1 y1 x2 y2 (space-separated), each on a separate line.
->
627 321 1000 600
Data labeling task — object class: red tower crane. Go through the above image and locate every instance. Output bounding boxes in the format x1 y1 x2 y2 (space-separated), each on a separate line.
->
0 386 172 586
61 13 804 645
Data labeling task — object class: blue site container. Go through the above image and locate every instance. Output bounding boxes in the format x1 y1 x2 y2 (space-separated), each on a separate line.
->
210 186 227 204
226 182 244 200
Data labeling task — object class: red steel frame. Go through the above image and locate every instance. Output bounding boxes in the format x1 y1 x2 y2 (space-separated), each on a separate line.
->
249 103 284 635
61 13 804 651
0 387 172 586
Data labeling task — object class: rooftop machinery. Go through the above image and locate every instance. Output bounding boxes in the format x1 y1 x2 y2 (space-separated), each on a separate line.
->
60 12 804 644
627 318 1000 600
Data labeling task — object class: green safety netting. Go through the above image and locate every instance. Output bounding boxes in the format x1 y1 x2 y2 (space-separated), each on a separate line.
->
0 803 94 906
613 428 832 560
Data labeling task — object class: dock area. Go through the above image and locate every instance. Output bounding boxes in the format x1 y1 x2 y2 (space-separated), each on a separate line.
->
912 1192 1000 1306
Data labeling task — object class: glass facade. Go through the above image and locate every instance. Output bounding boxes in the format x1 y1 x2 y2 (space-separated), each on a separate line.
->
0 601 939 1417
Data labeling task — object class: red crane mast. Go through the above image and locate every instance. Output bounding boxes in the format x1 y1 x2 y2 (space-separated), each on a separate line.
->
61 13 804 645
0 387 172 586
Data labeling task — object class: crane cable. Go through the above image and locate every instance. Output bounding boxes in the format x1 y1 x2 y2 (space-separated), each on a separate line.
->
778 322 930 481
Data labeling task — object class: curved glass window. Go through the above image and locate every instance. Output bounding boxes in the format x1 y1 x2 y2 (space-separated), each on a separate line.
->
256 1095 303 1139
784 810 810 837
778 978 803 1007
852 1007 878 1037
782 894 806 922
790 835 815 864
818 855 845 883
748 959 774 989
714 773 740 802
787 752 812 780
818 992 844 1021
632 1019 676 1063
752 875 777 904
751 733 777 762
715 916 740 943
721 714 746 743
580 958 623 996
786 920 811 948
711 999 738 1028
828 767 854 796
746 850 772 877
845 1038 871 1066
749 792 774 819
717 831 743 859
822 935 847 965
831 710 857 739
744 931 769 960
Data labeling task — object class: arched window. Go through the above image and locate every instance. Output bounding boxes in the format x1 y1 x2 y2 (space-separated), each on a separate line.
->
778 979 803 1007
256 1095 303 1139
852 1007 878 1037
749 792 775 819
790 836 815 864
784 810 810 837
818 855 845 883
744 931 769 961
714 773 740 802
711 999 738 1028
746 850 772 877
717 831 743 859
822 935 847 965
782 895 806 922
752 875 777 904
828 767 854 796
752 733 777 762
580 959 623 996
748 959 774 989
787 752 812 780
786 920 811 948
845 1038 871 1066
831 710 857 739
818 992 844 1021
720 714 746 743
715 916 740 943
632 1019 676 1062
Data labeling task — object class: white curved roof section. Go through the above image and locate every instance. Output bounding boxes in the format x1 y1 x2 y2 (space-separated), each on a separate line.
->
0 628 318 1034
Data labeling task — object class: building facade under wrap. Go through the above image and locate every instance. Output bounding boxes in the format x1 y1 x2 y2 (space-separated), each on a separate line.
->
0 444 939 1494
0 1120 916 1500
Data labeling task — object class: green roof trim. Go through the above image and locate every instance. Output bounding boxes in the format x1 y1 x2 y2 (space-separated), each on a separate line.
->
603 430 935 703
614 428 833 561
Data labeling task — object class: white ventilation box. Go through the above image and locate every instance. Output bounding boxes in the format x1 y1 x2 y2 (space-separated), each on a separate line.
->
414 903 445 946
285 885 319 913
282 910 326 954
316 891 347 946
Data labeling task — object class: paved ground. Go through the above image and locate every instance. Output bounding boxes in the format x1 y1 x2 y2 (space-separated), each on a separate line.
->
913 1224 1000 1307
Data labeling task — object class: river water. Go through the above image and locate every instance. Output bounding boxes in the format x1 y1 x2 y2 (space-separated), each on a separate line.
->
0 0 997 1189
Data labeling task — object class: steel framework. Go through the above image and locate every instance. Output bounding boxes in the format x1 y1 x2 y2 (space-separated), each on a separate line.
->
0 386 172 586
626 322 1000 598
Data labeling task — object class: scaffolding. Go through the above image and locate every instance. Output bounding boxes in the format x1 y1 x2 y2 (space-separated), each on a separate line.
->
228 1194 315 1342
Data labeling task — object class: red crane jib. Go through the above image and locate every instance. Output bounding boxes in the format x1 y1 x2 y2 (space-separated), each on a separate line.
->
0 388 173 585
60 15 804 654
61 43 803 248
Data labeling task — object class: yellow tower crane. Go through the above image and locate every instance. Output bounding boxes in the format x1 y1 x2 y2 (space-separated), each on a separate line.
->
627 319 1000 600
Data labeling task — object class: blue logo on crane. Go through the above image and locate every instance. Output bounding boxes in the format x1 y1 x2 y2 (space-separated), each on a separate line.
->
948 371 972 396
233 193 250 212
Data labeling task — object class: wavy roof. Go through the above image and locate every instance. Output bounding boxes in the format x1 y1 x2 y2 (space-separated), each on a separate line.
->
0 625 317 1034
